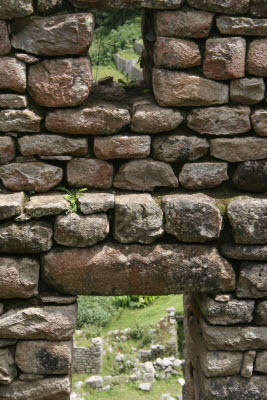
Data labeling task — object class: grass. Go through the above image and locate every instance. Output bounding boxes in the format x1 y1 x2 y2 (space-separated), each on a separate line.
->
118 49 140 60
92 63 126 82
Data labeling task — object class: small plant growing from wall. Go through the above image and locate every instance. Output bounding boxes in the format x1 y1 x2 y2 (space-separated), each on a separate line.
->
57 187 88 213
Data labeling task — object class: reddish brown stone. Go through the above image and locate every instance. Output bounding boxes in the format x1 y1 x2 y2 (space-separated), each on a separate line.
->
204 38 246 80
247 40 267 77
94 135 151 160
154 37 201 69
0 58 26 93
18 135 88 156
187 0 249 14
28 58 92 108
67 158 113 189
217 16 267 36
0 21 11 55
0 0 33 19
154 10 214 39
0 136 15 165
210 137 267 162
230 78 265 105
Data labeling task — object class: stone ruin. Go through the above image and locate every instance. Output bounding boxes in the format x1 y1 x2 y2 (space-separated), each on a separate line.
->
0 0 266 399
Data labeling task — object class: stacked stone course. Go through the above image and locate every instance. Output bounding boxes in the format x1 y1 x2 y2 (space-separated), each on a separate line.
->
0 0 266 399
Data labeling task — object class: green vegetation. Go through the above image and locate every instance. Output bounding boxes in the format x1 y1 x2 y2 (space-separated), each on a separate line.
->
118 49 140 60
56 187 87 213
92 64 126 82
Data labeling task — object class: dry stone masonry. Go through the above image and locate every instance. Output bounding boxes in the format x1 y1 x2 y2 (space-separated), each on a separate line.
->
0 0 266 399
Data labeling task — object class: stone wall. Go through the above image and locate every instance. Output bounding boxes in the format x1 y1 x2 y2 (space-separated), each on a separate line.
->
0 0 266 399
72 337 103 373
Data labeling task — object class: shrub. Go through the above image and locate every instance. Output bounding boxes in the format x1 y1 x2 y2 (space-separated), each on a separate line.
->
76 296 116 329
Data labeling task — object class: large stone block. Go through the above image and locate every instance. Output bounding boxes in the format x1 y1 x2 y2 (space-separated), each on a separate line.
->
0 348 17 385
25 194 70 218
46 104 130 135
94 135 151 159
179 162 228 190
154 9 214 38
232 160 267 192
0 305 77 340
67 158 113 189
187 106 251 136
227 198 267 245
113 159 178 191
15 340 72 375
237 262 267 299
11 14 94 56
162 194 222 243
0 21 11 55
42 244 235 295
251 109 267 137
199 348 243 378
0 0 33 19
187 0 249 14
0 136 15 165
247 39 267 77
0 94 27 109
220 243 267 261
230 78 265 105
28 58 92 108
77 193 114 215
0 221 53 254
54 213 109 247
0 257 39 299
255 301 267 325
0 193 24 221
0 163 63 192
114 194 163 244
0 110 41 133
0 58 26 93
210 137 267 162
153 69 228 107
217 16 267 36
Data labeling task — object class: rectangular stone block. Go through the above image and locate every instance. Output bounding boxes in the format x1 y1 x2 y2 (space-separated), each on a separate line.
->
0 0 33 19
0 94 28 109
0 110 41 133
255 351 267 374
25 194 70 218
210 137 267 162
0 192 24 221
94 135 151 160
187 0 249 14
217 16 267 36
18 135 88 156
0 136 15 165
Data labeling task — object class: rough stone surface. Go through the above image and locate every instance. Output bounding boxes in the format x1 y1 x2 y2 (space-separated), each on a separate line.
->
227 198 267 245
154 10 214 38
199 348 243 378
220 244 267 261
130 102 183 133
230 78 265 105
0 110 41 133
70 0 184 8
187 106 251 136
42 244 235 295
0 0 33 19
251 109 267 137
67 158 113 189
38 0 63 13
0 94 28 109
77 193 115 215
0 348 17 385
179 163 228 190
210 138 267 162
113 159 178 191
255 301 267 324
46 104 130 135
0 340 16 348
217 16 267 36
15 53 39 64
28 58 92 108
153 135 209 163
11 14 94 56
251 0 267 17
0 58 26 93
154 37 201 69
204 38 246 80
0 21 11 55
240 351 256 378
18 135 88 156
162 194 222 243
0 376 71 400
0 305 77 340
153 69 228 107
0 136 15 165
15 340 72 375
0 257 39 299
94 135 151 159
0 163 63 192
232 160 267 193
237 262 267 298
25 194 70 218
255 351 267 374
187 0 249 14
0 221 53 254
54 213 109 247
86 376 103 388
114 194 163 244
247 40 267 77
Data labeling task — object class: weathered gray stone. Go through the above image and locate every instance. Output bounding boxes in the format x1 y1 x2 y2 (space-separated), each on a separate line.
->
40 295 76 305
0 193 25 221
153 69 228 107
199 348 243 378
11 14 94 56
0 305 77 340
77 193 114 215
114 194 163 244
38 0 63 13
42 244 235 295
67 158 113 189
0 94 28 109
19 374 45 381
0 21 11 55
240 351 256 378
187 106 251 136
179 163 228 190
220 244 267 261
200 317 267 351
0 163 63 193
162 194 222 243
0 110 41 133
139 382 152 391
251 0 267 17
28 58 92 108
0 348 17 385
86 375 103 388
232 160 267 192
15 53 39 64
247 39 267 77
255 351 267 374
195 293 254 325
0 58 26 93
237 262 267 298
153 135 209 163
113 159 178 191
251 109 267 137
54 213 109 247
187 0 249 14
0 136 15 165
25 194 70 218
217 16 267 36
210 138 267 162
230 78 265 105
0 221 53 254
0 340 16 348
227 199 267 245
255 301 267 324
18 135 88 156
46 104 130 135
15 340 72 375
0 257 39 299
0 0 33 19
0 376 71 400
94 135 151 159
